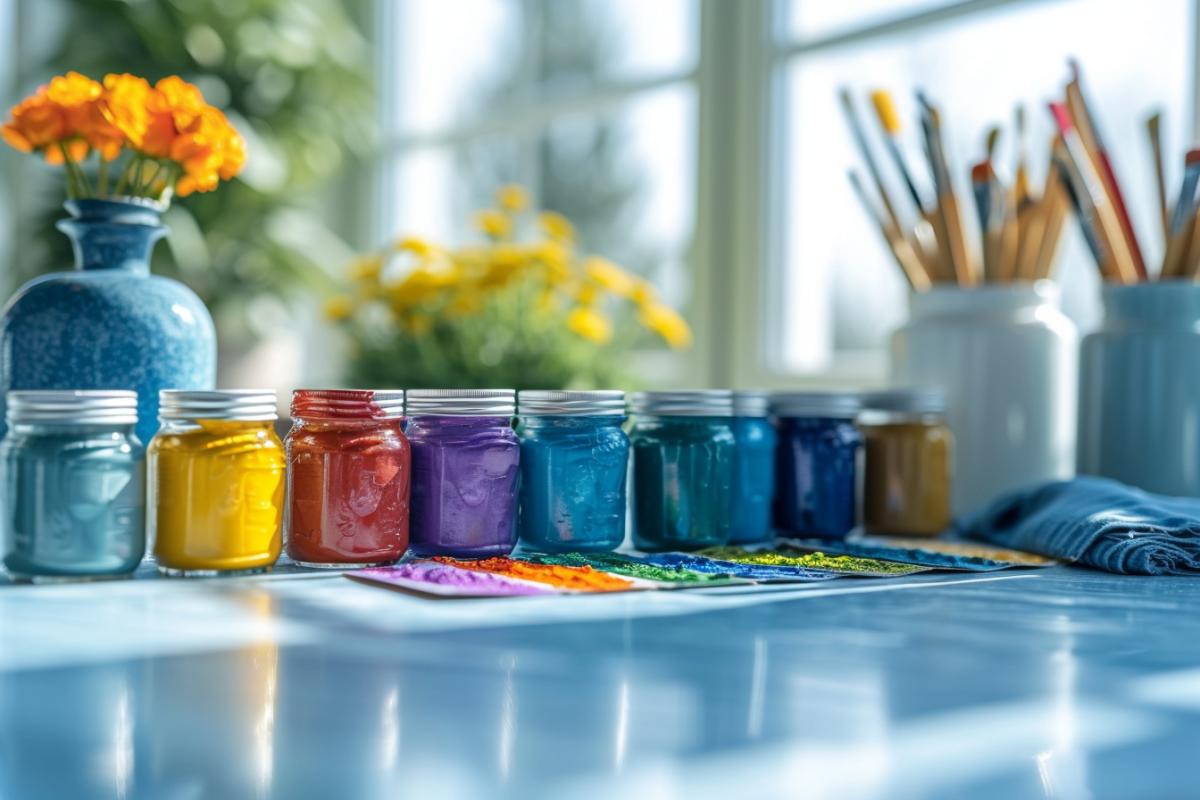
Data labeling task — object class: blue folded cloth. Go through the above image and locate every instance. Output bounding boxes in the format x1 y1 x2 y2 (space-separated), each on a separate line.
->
957 476 1200 575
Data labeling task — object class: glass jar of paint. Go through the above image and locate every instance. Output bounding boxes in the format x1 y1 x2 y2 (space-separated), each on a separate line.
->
772 392 863 540
516 390 628 553
149 390 285 576
1 390 144 581
729 391 778 545
629 390 737 551
406 389 520 558
285 389 411 568
859 389 954 537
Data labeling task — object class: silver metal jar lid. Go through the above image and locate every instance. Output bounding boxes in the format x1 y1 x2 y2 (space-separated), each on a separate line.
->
862 388 946 415
770 391 863 419
7 390 138 426
733 390 771 417
518 390 625 416
159 389 278 421
291 389 405 419
406 389 516 416
628 390 734 417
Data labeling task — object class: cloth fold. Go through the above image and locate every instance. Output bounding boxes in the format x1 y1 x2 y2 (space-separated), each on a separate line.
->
957 476 1200 575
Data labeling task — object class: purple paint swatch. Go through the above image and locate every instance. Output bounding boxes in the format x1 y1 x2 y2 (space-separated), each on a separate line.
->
351 560 551 597
407 416 521 558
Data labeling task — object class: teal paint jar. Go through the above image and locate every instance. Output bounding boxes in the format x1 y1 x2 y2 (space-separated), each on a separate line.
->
517 390 628 553
629 391 736 551
1 390 145 581
730 391 778 544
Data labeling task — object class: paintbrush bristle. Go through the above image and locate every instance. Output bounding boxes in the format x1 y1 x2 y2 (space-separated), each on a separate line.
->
1187 148 1200 167
984 127 1001 160
870 90 901 135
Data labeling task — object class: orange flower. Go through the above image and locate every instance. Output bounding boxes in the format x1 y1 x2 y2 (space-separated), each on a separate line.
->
46 72 122 161
100 74 153 148
174 106 243 196
2 88 69 153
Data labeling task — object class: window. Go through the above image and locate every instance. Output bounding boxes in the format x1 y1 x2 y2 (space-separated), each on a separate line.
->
376 0 699 380
376 0 1199 386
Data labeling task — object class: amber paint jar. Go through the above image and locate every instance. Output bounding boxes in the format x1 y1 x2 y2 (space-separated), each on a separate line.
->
285 389 411 568
859 389 953 537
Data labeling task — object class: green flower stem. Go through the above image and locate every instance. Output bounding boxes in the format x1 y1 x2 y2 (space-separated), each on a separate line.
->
98 158 110 196
138 161 163 195
58 143 85 198
114 154 142 197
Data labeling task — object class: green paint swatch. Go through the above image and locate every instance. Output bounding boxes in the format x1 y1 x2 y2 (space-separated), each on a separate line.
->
700 546 929 576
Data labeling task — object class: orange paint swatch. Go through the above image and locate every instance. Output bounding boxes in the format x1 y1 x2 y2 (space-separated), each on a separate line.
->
433 556 634 592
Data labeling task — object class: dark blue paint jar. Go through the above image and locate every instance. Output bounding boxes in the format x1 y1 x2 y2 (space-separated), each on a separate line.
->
730 391 778 544
772 392 862 540
630 390 736 551
1 390 145 581
517 390 629 553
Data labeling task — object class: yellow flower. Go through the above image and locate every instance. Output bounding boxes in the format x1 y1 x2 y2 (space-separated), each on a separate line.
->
630 279 657 306
639 303 692 349
446 292 483 317
539 211 574 242
533 241 570 282
475 209 511 238
324 295 354 321
567 307 613 344
584 257 636 297
575 283 601 306
393 236 435 257
496 184 529 212
402 313 434 335
348 253 384 282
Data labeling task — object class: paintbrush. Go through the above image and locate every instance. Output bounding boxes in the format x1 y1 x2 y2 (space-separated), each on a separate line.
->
918 91 975 285
1066 61 1146 280
848 170 931 290
867 88 941 278
1159 149 1200 279
971 160 1002 282
1147 111 1169 241
839 89 903 230
1048 101 1137 283
870 89 925 211
1055 154 1106 268
1032 140 1070 281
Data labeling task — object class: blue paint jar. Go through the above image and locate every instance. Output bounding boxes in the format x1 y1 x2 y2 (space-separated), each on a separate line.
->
517 390 629 553
0 391 145 581
730 391 778 544
629 391 736 551
772 392 862 539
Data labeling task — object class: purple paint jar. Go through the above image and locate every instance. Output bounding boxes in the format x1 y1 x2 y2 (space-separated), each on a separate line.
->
406 390 519 558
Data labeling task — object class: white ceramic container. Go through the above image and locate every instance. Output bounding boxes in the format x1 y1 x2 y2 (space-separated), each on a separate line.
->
890 281 1078 515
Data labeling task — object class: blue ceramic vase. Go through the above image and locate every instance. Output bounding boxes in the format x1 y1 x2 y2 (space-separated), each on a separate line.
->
0 198 216 445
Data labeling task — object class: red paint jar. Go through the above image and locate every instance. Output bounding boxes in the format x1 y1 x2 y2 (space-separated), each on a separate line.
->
285 389 411 567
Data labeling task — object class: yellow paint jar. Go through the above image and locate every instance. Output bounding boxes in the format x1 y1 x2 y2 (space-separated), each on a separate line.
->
149 390 285 576
859 389 954 537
